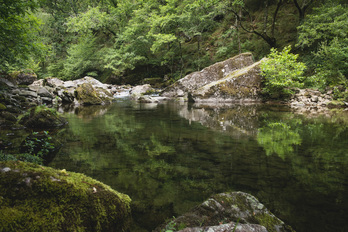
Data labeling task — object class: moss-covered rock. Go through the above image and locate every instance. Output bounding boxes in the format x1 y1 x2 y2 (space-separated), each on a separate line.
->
18 106 67 129
75 83 104 105
155 191 294 232
9 70 37 85
0 161 131 232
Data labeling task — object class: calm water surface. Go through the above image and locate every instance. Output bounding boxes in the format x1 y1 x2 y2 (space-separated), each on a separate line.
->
49 100 348 232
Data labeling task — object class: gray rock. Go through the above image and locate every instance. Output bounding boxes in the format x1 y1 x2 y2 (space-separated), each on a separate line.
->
155 191 294 232
0 78 16 88
57 89 75 103
1 167 11 173
39 87 54 98
137 96 159 103
311 96 319 103
15 72 37 85
45 78 64 88
162 53 254 98
41 97 53 103
179 223 268 232
63 80 77 88
192 59 265 103
18 90 38 98
130 84 153 98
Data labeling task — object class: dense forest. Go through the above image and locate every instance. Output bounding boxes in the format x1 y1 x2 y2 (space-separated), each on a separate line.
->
0 0 347 89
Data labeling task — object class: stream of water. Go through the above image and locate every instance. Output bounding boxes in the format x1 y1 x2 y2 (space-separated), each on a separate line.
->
48 99 348 232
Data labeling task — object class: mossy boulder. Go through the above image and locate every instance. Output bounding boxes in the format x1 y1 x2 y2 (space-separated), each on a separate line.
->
19 106 67 129
75 83 104 105
0 161 131 232
9 71 37 85
155 191 294 232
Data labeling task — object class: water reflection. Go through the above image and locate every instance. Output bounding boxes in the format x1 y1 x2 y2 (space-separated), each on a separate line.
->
49 101 348 232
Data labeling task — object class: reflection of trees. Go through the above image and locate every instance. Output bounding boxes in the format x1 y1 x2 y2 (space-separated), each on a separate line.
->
50 103 348 232
257 122 302 159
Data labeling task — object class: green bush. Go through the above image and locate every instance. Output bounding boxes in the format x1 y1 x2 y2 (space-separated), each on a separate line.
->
260 46 306 99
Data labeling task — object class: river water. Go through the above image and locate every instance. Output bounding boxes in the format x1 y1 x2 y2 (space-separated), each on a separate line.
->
48 99 348 232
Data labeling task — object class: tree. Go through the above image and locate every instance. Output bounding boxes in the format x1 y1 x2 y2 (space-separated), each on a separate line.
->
292 0 315 21
222 0 286 48
297 3 348 85
0 0 46 72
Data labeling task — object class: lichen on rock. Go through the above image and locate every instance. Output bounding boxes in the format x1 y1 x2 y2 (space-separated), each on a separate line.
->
0 161 131 232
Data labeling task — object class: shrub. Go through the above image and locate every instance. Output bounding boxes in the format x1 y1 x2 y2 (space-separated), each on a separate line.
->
260 46 306 99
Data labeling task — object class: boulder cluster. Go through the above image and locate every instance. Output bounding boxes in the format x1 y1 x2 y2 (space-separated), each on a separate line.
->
0 75 131 109
289 88 348 114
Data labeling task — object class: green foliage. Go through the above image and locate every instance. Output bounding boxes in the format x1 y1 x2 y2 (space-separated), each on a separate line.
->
62 34 101 80
260 46 306 99
297 3 348 85
23 131 55 158
0 151 43 164
0 0 47 72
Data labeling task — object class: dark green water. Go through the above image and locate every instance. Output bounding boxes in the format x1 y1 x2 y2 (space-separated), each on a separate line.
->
49 100 348 232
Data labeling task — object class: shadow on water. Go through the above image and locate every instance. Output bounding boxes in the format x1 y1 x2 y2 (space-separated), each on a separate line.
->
48 100 348 232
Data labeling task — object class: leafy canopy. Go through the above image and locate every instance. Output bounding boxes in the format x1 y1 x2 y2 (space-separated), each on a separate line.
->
0 0 47 72
297 3 348 85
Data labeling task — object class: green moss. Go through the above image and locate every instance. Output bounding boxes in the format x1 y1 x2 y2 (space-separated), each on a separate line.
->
0 161 131 232
328 100 346 108
75 83 103 105
0 103 6 110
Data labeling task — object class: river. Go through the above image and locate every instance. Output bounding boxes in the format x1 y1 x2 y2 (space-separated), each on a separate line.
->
48 99 348 232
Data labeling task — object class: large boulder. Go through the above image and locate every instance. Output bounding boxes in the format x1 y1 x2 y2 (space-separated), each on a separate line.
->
0 161 131 232
156 191 294 232
75 83 104 105
191 59 265 103
162 53 254 98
